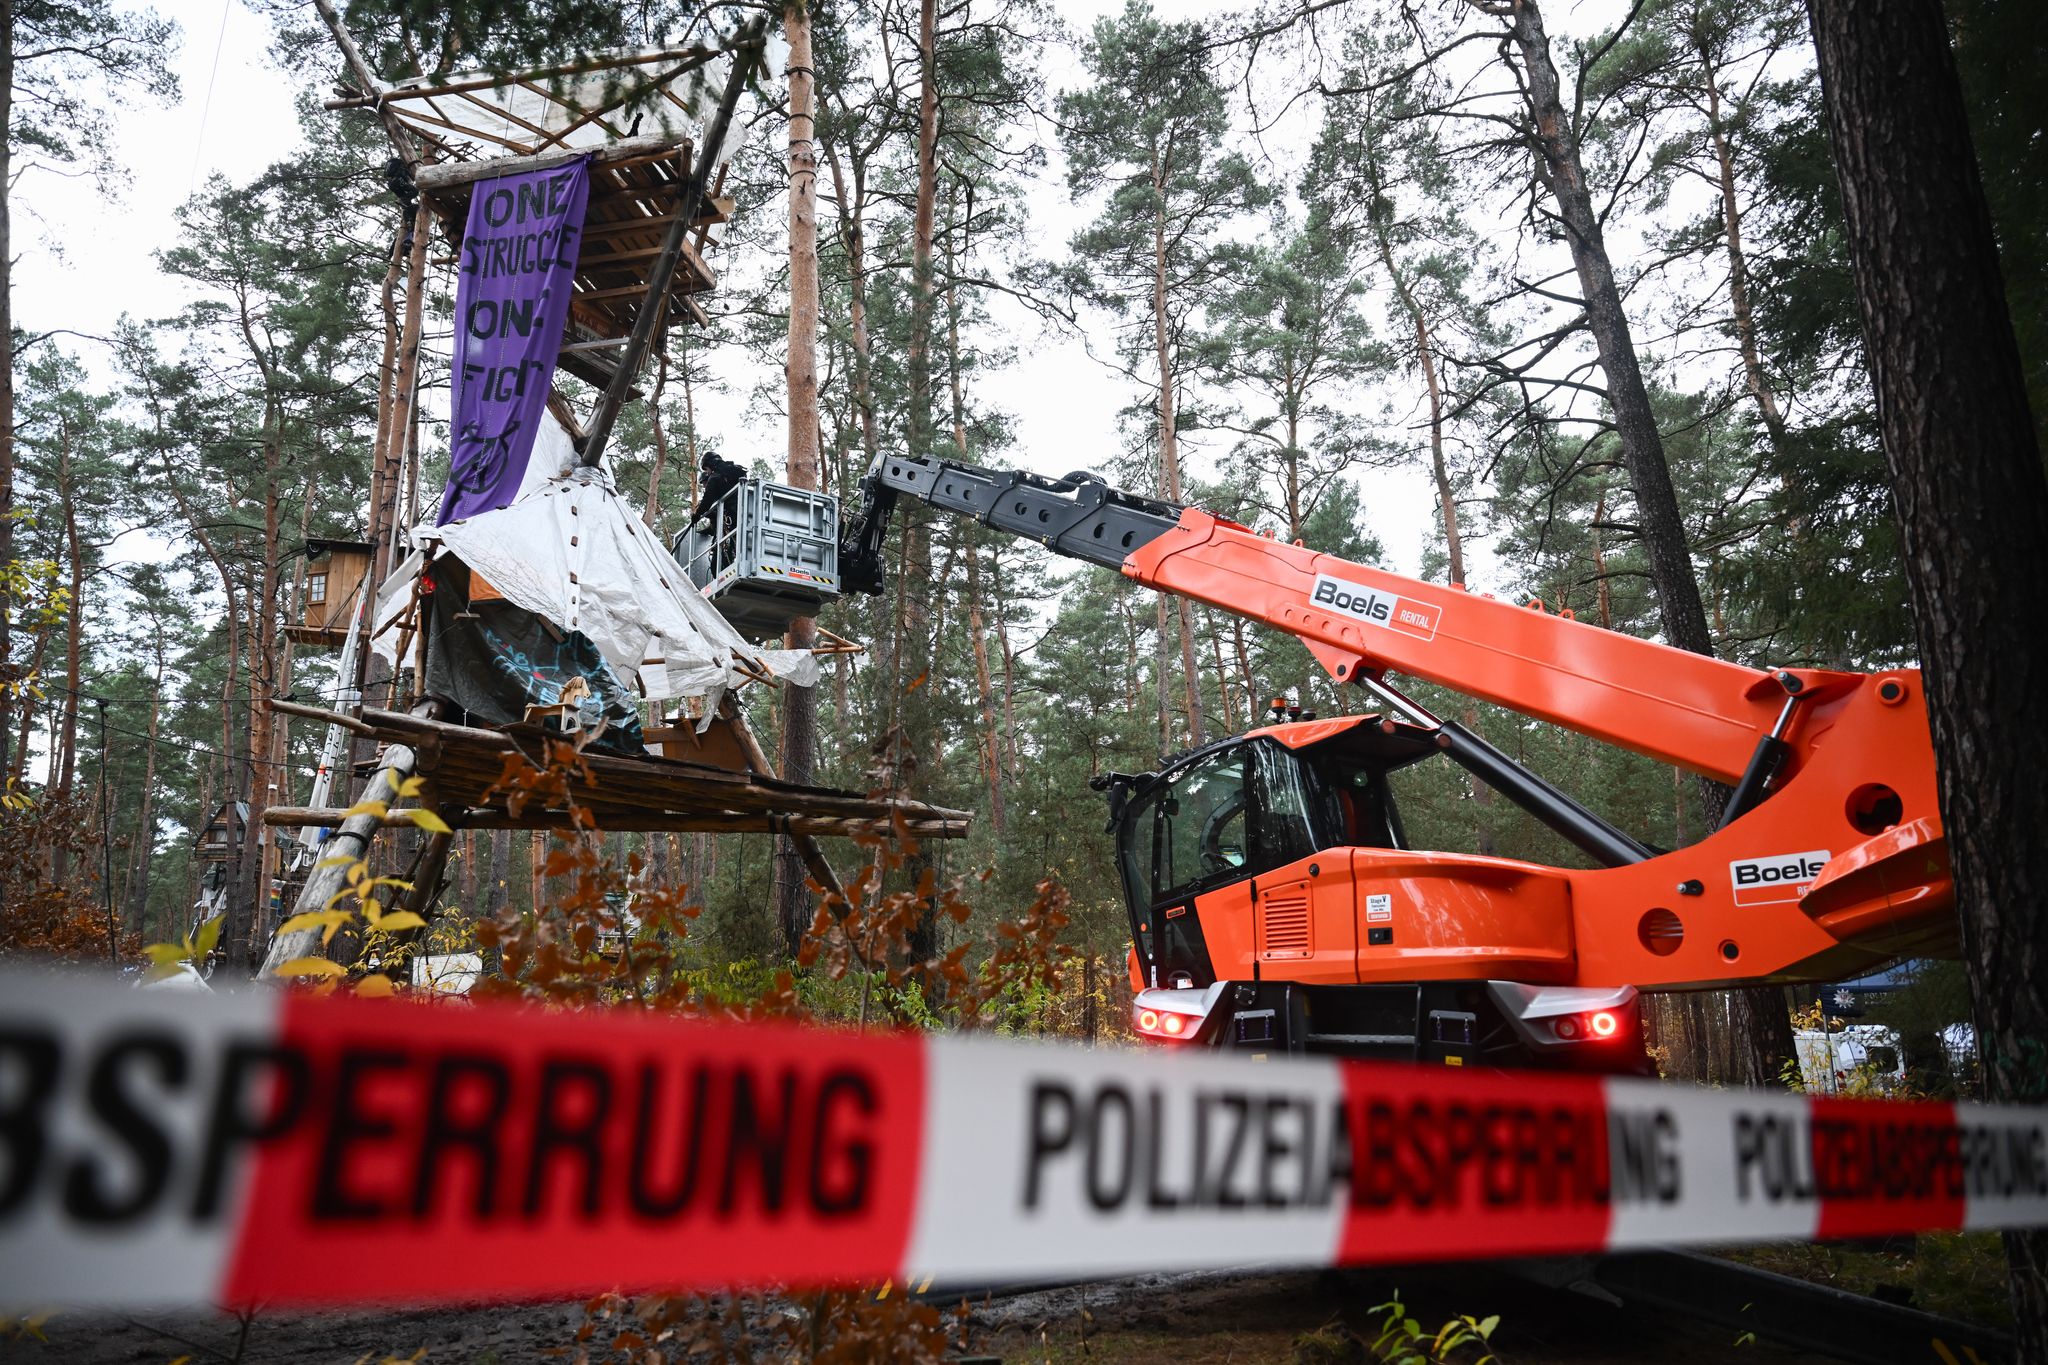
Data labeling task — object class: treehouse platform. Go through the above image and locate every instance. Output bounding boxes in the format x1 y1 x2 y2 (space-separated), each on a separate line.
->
263 704 969 842
413 135 731 392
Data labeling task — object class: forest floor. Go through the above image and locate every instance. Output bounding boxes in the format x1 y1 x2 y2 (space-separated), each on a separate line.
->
0 1258 1875 1365
968 1264 1831 1364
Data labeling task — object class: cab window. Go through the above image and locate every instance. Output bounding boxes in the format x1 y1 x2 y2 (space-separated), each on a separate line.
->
1122 747 1249 907
1254 742 1328 868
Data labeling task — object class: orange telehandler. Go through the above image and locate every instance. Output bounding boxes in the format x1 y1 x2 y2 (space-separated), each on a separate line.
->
836 455 1953 1071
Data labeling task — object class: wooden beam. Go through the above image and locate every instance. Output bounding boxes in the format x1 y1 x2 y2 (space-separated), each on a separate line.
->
717 696 854 901
577 49 754 473
325 45 722 110
260 805 968 838
310 0 420 166
413 133 693 197
269 697 374 736
577 201 729 242
390 105 537 154
350 708 973 821
575 277 714 305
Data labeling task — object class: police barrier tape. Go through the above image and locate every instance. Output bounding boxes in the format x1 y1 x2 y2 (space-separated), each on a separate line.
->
2 969 2046 1310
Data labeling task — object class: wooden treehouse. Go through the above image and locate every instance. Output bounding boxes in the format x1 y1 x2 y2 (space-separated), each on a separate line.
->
285 538 374 648
258 27 954 977
414 139 731 395
193 801 250 865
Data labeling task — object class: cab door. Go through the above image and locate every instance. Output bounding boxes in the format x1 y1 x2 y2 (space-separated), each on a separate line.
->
1249 744 1356 985
1117 745 1253 986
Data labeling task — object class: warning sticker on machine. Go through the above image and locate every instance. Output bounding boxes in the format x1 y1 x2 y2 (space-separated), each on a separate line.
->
1728 849 1831 906
1311 574 1441 642
1366 893 1393 923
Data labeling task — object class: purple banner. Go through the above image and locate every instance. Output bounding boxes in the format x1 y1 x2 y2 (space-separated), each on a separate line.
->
438 156 590 524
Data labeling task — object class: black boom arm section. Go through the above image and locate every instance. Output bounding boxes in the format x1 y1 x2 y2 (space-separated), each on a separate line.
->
838 454 1182 596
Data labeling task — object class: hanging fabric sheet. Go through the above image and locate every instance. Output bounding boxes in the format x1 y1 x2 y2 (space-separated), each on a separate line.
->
439 156 591 524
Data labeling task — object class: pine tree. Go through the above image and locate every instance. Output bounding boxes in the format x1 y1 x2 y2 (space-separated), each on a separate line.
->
1058 0 1269 753
1 0 177 787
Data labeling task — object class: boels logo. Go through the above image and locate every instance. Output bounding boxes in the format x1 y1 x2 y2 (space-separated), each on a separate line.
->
1728 849 1831 906
1311 574 1441 642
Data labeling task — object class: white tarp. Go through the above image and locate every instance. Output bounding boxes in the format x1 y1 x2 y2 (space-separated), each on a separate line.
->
411 466 818 714
370 407 578 654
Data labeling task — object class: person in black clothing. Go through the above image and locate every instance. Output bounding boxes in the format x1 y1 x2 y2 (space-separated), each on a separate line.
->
691 450 748 525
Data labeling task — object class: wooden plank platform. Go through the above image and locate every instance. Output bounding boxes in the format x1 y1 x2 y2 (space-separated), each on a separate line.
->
347 707 970 839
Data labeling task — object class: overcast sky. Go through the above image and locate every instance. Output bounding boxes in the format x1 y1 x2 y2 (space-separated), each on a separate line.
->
18 0 1469 583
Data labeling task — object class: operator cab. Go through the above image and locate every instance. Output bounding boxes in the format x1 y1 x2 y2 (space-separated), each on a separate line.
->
1100 713 1650 1072
1103 713 1438 992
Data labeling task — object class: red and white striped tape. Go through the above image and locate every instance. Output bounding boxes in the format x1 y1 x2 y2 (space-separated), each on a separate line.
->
2 969 2043 1309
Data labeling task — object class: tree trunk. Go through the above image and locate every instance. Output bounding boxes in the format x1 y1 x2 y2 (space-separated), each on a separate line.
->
1512 0 1792 1086
822 138 878 468
1807 0 2048 1347
529 827 545 916
0 0 17 791
643 350 671 527
1206 608 1237 733
991 552 1020 778
947 270 1006 834
895 0 943 966
1414 309 1464 588
908 0 939 468
459 829 477 910
230 396 283 971
774 0 822 958
51 433 82 885
124 645 164 939
359 212 430 720
1698 41 1789 449
1510 0 1715 660
1149 159 1205 748
1154 597 1173 754
486 827 511 919
9 624 44 784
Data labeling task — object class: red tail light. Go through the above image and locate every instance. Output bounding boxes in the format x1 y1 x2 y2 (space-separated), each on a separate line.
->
1552 1008 1627 1042
1134 1005 1199 1041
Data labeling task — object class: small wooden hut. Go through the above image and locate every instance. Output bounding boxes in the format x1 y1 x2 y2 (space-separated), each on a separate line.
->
286 538 375 648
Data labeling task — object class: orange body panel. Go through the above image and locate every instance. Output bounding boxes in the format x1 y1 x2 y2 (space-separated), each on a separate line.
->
1191 848 1578 987
1193 878 1257 982
1250 853 1357 983
1127 509 1954 993
1351 850 1577 984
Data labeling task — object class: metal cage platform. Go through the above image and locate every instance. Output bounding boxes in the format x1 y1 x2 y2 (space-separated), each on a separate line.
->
674 476 841 639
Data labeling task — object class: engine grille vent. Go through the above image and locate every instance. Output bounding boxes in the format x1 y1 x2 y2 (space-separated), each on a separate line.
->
1260 890 1312 959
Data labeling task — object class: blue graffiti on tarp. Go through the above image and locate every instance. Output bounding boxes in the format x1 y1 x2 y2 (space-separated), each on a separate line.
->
476 616 644 749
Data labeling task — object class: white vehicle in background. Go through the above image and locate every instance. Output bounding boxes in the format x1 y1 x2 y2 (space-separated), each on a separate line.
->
1795 1023 1906 1093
